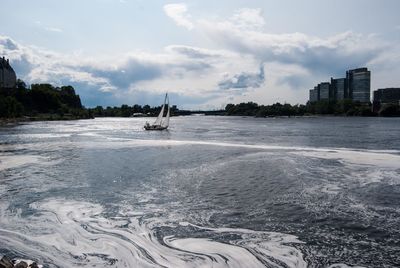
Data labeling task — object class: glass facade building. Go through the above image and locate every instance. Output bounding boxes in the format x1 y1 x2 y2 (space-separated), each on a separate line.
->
308 67 371 103
318 82 330 100
373 88 400 103
309 86 319 102
331 78 346 100
372 88 400 112
308 86 318 102
346 68 371 103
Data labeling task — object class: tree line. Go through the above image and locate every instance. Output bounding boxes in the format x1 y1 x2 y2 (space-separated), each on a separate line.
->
87 105 225 117
88 104 180 117
0 80 91 119
0 80 189 120
225 100 400 117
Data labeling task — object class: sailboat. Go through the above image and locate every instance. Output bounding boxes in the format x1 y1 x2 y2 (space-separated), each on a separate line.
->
144 93 170 130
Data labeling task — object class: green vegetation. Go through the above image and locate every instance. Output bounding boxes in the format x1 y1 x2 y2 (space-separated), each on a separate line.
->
225 102 307 117
0 81 92 120
306 100 375 116
378 103 400 117
88 105 226 117
225 100 399 117
88 104 180 117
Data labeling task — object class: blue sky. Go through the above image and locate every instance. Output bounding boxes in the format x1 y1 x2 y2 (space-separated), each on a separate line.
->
1 0 399 108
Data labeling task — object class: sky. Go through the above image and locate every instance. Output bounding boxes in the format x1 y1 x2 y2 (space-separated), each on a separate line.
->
1 0 400 109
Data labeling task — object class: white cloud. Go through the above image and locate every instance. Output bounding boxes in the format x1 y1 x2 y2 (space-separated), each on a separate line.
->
230 8 265 31
33 20 63 33
45 27 63 33
163 3 194 30
0 36 113 92
197 9 386 83
0 35 261 108
218 65 265 90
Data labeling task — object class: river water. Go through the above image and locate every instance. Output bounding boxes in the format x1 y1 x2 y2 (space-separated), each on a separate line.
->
0 116 399 267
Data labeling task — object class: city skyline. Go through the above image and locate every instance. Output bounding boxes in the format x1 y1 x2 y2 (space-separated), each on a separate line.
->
1 0 400 109
309 67 371 103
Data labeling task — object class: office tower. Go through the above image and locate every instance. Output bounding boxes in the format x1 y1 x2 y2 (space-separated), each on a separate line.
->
346 68 371 103
318 82 330 100
331 77 347 100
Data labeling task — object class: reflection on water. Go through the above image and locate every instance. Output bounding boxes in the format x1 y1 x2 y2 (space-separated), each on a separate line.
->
1 117 400 267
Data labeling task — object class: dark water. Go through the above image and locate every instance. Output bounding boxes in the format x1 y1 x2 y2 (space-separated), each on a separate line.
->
0 116 399 267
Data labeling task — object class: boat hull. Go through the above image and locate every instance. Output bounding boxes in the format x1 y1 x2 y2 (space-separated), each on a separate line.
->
144 125 168 131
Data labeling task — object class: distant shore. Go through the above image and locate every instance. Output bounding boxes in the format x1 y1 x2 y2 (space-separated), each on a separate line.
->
0 114 93 126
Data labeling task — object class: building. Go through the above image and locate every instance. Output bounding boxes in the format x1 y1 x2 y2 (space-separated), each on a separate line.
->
331 77 347 100
373 88 400 112
0 57 17 89
318 82 331 100
309 86 319 102
346 68 370 103
308 83 333 102
373 88 400 103
308 67 371 104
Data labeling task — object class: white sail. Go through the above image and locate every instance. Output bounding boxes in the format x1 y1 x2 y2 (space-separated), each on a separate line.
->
153 94 167 126
144 93 170 130
163 95 170 127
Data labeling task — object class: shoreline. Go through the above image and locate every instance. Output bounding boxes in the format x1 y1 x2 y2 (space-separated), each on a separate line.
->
0 115 93 126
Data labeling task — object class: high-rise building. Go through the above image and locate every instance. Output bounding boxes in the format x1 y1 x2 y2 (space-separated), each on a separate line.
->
318 82 330 100
331 77 347 100
309 86 318 102
346 68 370 103
309 86 319 102
308 67 371 103
0 57 17 89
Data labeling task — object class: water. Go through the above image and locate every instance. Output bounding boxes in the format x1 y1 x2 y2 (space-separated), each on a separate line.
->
0 116 399 267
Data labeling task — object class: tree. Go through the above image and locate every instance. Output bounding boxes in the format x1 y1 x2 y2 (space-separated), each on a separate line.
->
60 86 82 108
0 96 24 118
29 84 61 112
120 104 132 117
16 79 27 89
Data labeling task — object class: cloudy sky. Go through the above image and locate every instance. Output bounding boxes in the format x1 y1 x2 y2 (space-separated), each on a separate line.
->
1 0 399 109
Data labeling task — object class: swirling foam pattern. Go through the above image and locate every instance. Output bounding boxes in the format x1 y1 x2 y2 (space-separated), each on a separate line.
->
0 199 306 267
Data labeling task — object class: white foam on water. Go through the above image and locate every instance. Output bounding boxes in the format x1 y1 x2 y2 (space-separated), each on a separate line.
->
0 199 307 267
13 259 43 268
0 152 63 172
328 264 366 268
292 150 400 169
175 222 306 268
0 154 43 171
79 138 400 169
165 237 264 268
14 133 72 139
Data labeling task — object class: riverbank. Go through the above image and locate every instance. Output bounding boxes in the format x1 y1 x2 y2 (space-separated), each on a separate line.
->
0 114 93 126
